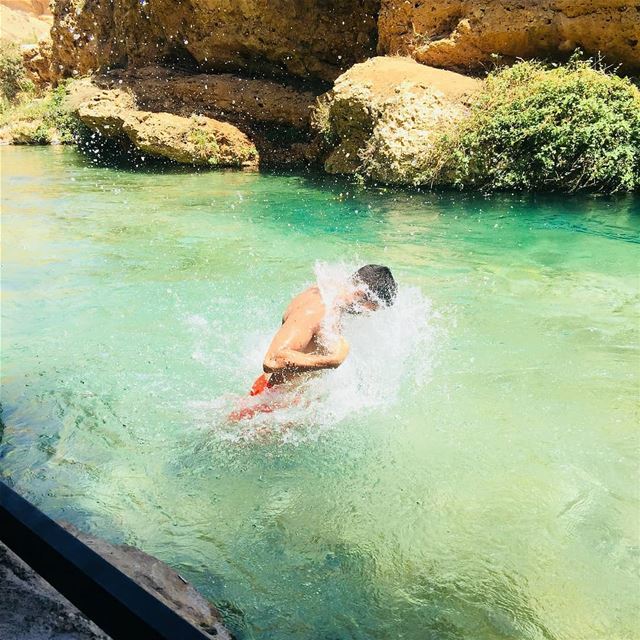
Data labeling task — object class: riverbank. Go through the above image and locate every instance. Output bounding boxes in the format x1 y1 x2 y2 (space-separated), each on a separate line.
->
2 0 639 193
3 54 639 193
0 520 232 639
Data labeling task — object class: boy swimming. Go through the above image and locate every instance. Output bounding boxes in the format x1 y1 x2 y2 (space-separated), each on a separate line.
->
251 264 397 395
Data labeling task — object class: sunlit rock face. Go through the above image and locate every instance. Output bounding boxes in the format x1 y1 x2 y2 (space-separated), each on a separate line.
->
68 79 259 167
0 0 52 42
96 66 316 131
22 39 54 86
378 0 640 74
51 0 163 79
314 56 479 182
51 0 380 82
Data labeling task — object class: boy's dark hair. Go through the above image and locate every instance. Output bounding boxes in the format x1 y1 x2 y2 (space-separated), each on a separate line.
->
353 264 397 306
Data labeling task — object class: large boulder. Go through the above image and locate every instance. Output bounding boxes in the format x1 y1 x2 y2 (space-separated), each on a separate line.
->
68 79 259 167
61 523 232 639
314 56 480 183
378 0 640 74
50 0 379 83
95 66 316 131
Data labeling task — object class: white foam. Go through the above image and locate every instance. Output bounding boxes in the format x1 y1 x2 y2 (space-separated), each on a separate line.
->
312 261 439 423
188 261 440 443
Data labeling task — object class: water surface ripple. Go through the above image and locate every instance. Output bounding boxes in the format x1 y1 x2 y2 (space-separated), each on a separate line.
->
1 147 639 640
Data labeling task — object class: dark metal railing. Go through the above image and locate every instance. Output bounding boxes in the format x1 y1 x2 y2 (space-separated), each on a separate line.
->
0 481 212 640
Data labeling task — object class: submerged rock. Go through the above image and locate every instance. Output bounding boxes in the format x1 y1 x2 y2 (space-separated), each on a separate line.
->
314 56 480 183
68 79 259 168
378 0 640 74
61 523 232 639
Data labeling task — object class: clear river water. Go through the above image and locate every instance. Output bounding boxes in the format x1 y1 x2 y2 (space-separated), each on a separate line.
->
1 146 639 640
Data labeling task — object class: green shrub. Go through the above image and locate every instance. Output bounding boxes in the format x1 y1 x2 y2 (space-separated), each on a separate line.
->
1 40 35 108
0 82 81 144
188 124 221 165
428 58 640 193
43 83 80 143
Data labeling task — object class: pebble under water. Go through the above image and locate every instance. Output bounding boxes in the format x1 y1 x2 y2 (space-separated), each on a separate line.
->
1 146 639 640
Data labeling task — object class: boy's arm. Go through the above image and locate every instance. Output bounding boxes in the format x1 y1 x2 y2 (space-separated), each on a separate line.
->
263 313 349 374
265 338 349 373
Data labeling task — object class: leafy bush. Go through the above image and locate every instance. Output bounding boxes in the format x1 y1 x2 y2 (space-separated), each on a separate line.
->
0 82 81 144
427 58 640 193
188 124 221 165
1 40 35 108
41 83 80 143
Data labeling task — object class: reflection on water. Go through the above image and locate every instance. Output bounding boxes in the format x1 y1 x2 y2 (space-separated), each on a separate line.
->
1 147 639 640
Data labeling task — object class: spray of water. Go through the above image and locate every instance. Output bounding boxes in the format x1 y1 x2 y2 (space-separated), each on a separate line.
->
188 262 440 443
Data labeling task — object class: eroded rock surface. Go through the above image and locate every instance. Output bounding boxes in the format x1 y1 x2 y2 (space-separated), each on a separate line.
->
22 38 54 86
51 0 380 82
68 79 259 167
315 56 479 182
96 66 316 131
61 523 232 639
0 540 111 640
378 0 640 73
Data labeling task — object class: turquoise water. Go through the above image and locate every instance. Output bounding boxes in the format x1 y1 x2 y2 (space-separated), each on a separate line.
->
1 146 639 639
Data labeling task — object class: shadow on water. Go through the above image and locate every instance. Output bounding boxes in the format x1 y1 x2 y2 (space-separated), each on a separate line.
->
393 564 558 640
67 138 640 245
210 522 558 640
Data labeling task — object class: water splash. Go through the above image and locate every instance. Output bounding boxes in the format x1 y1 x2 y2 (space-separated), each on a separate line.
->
188 262 439 443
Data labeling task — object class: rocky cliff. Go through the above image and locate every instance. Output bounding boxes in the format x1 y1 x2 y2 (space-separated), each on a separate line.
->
0 0 51 42
49 0 639 82
378 1 640 74
5 0 638 184
51 0 380 82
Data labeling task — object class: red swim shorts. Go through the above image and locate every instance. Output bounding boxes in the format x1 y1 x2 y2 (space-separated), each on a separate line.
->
249 373 274 396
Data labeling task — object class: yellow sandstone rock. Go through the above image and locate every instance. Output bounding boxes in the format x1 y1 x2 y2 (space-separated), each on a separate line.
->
68 80 259 167
314 56 480 182
378 0 640 74
50 0 379 82
0 0 51 43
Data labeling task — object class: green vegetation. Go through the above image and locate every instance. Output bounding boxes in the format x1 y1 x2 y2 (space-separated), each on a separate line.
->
188 124 221 165
0 83 81 144
426 58 640 193
1 39 82 144
310 95 336 144
1 40 35 109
